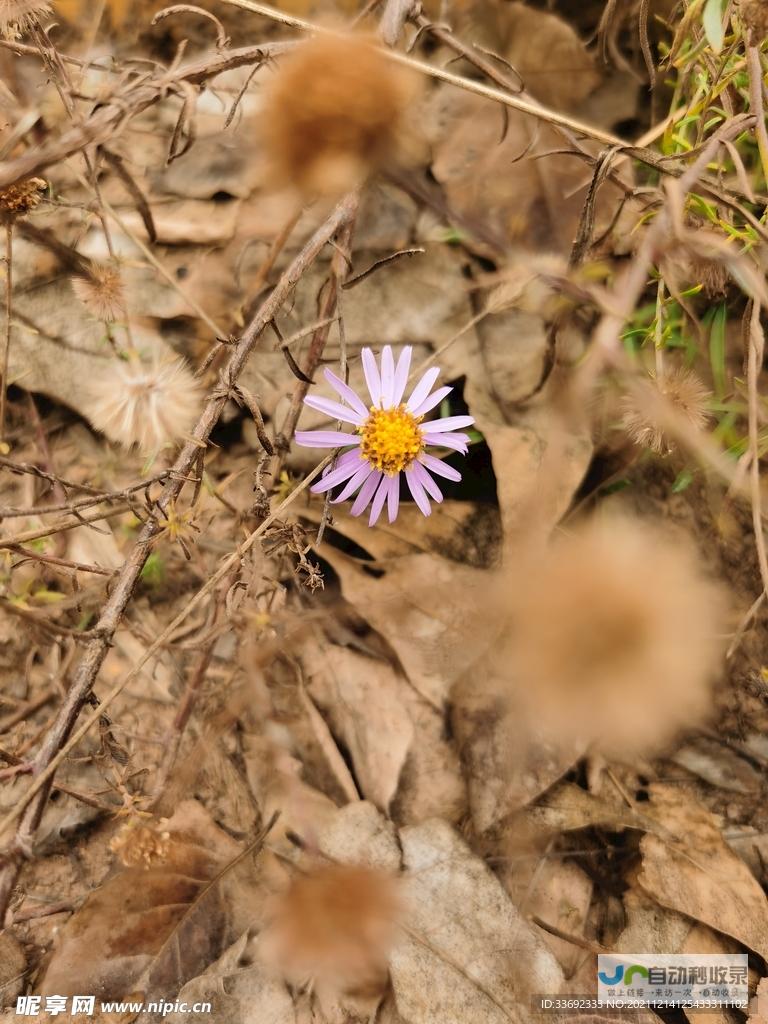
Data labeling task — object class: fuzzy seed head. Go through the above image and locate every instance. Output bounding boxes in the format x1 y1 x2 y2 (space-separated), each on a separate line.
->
687 254 730 298
72 262 126 322
261 33 416 196
0 0 50 37
620 367 711 455
262 863 400 997
740 0 768 42
489 515 726 758
0 176 46 216
87 354 201 451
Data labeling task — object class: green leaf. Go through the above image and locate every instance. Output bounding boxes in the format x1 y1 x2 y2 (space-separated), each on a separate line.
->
708 303 728 399
703 0 725 53
140 553 165 587
672 469 694 493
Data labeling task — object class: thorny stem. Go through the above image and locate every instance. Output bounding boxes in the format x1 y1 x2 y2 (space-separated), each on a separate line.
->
0 220 12 445
0 193 356 921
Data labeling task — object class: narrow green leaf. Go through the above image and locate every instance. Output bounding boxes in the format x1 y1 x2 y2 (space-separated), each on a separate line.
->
708 303 728 398
703 0 725 53
672 469 694 493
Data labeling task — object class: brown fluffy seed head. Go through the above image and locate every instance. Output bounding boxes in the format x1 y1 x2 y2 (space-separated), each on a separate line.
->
687 254 729 298
0 0 50 37
72 263 126 322
87 353 201 451
260 33 417 197
0 176 46 216
262 863 400 997
620 367 711 455
740 0 768 42
490 515 726 758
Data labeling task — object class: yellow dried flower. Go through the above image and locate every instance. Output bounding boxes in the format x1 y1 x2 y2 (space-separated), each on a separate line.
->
0 177 46 217
110 822 171 868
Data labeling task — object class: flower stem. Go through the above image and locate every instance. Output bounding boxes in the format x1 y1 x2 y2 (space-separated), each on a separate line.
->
0 219 13 446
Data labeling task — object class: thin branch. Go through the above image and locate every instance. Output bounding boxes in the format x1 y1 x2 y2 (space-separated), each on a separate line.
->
0 503 133 549
746 44 768 188
747 301 768 593
7 544 116 577
0 220 12 443
0 472 168 518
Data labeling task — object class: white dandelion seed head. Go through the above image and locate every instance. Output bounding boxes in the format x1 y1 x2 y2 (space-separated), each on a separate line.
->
294 345 475 526
87 353 201 451
0 0 50 38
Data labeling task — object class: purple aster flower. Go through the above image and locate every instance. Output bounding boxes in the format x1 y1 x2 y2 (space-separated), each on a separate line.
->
295 345 474 526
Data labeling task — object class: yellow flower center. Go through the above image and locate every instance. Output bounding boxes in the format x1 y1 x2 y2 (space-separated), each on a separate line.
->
359 405 423 475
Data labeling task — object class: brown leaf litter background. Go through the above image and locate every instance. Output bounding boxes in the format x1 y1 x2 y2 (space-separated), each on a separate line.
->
1 1 768 1023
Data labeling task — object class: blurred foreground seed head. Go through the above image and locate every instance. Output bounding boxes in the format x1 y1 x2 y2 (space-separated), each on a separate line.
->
260 32 417 197
491 515 726 758
739 0 768 42
262 862 401 999
620 367 711 455
87 353 201 451
0 0 49 38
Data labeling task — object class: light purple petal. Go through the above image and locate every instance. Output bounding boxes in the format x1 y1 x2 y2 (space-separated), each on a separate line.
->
304 394 365 426
411 460 443 503
406 466 432 517
419 452 462 482
323 448 361 473
295 430 361 448
406 366 440 413
410 385 452 419
392 347 412 406
423 432 470 453
323 368 369 419
362 348 382 407
368 475 390 527
420 415 475 433
387 475 400 523
350 470 382 516
380 346 395 408
311 455 365 494
332 461 375 503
